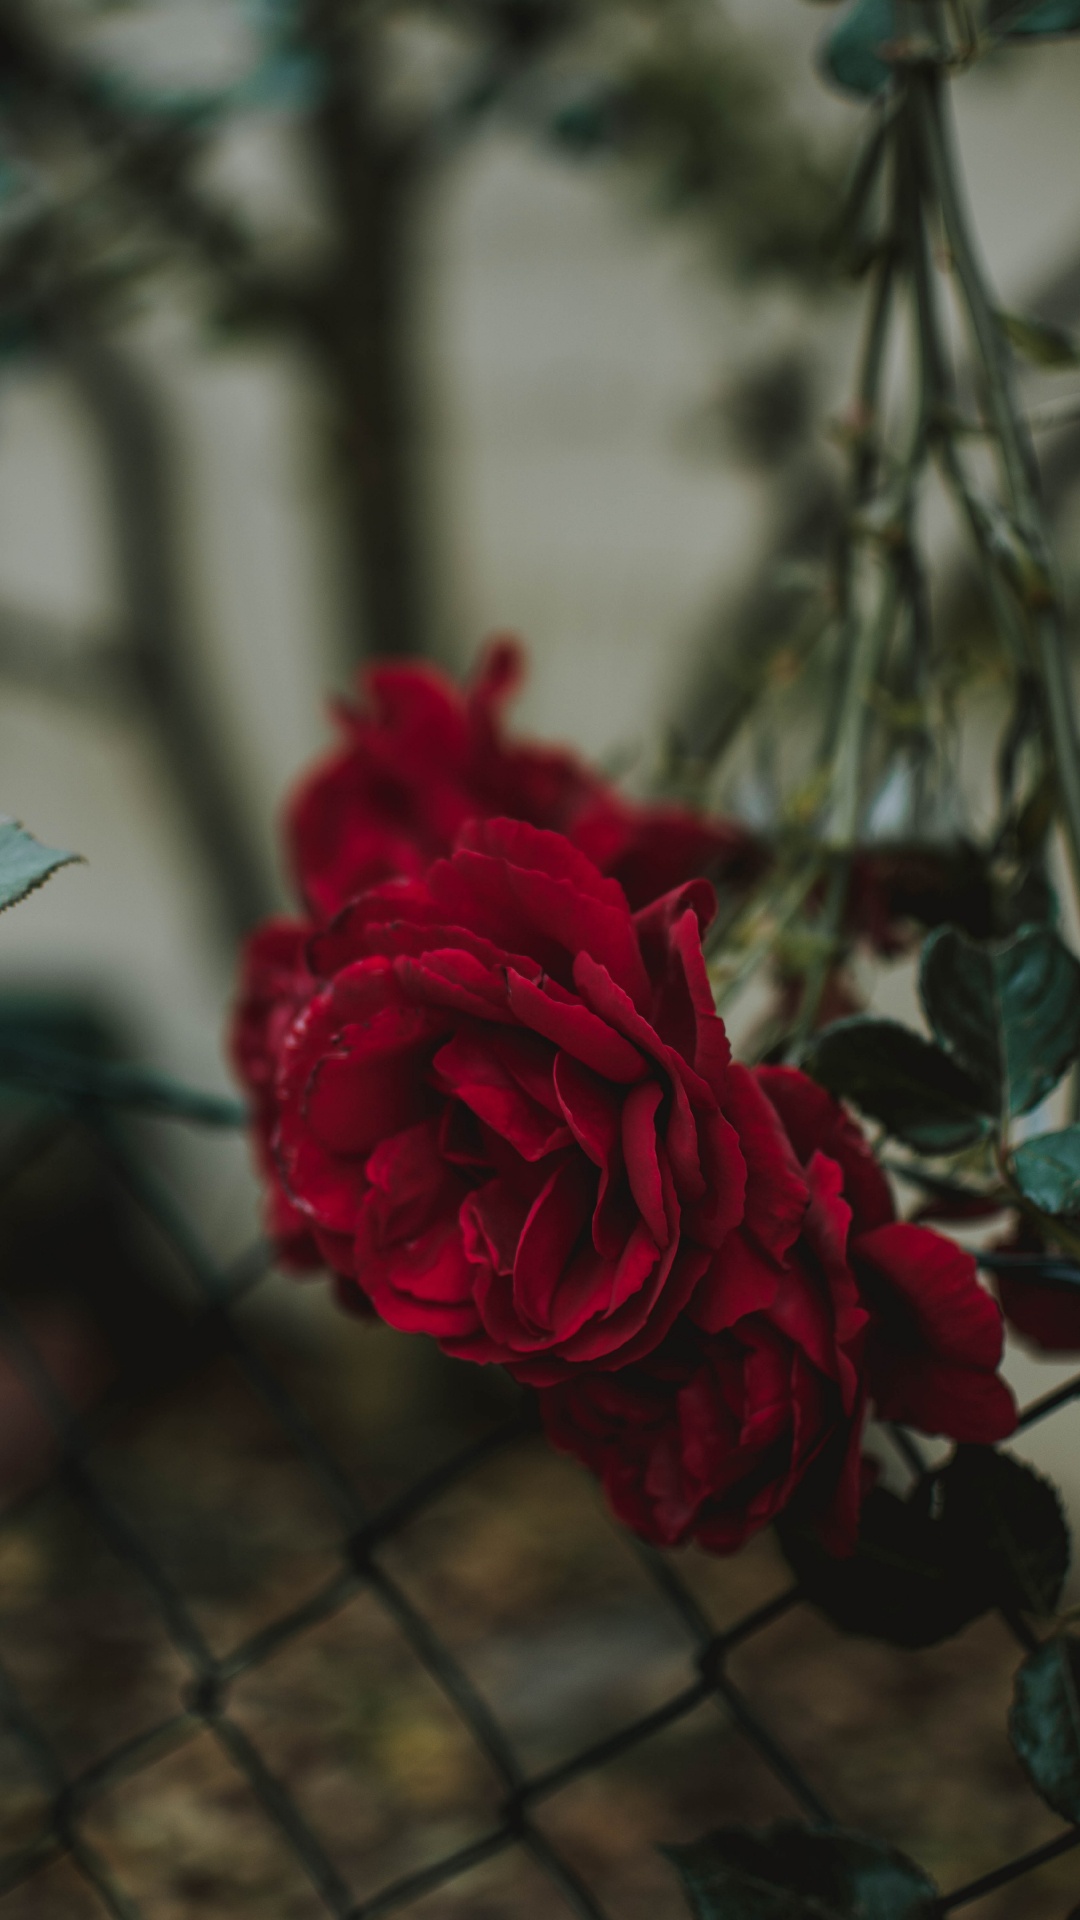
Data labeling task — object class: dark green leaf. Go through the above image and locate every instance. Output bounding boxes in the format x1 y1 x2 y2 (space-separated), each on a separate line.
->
779 1449 1068 1647
801 1017 990 1151
664 1823 936 1919
999 310 1080 368
1010 1634 1080 1823
0 819 79 914
1012 1127 1080 1216
779 1486 990 1648
820 0 896 97
945 1446 1070 1618
919 924 1080 1117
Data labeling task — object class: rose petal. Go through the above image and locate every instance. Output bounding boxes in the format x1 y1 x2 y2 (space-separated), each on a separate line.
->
691 1229 780 1333
621 1080 668 1247
872 1354 1017 1442
855 1221 1004 1369
725 1064 809 1263
433 1030 572 1162
506 971 645 1082
757 1065 894 1234
512 1154 594 1332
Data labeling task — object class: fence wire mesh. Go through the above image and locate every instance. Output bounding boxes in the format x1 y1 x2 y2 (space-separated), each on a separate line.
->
0 1082 1078 1920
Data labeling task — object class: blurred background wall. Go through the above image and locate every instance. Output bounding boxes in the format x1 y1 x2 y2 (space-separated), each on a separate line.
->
0 0 1080 1473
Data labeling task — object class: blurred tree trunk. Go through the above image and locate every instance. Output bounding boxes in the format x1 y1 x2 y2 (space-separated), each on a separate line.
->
60 331 276 943
303 0 429 663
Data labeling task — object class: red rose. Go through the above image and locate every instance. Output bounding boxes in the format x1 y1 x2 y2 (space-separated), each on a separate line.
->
754 1068 1016 1444
541 1147 870 1556
286 637 763 920
540 1068 1015 1557
997 1274 1080 1353
263 819 807 1381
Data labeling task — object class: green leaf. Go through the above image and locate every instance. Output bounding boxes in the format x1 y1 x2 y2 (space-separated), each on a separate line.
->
1012 1127 1080 1216
664 1823 937 1919
801 1017 990 1152
0 818 79 914
999 310 1080 368
779 1486 990 1649
919 924 1080 1118
820 0 896 96
945 1446 1070 1618
779 1449 1069 1647
1010 1634 1080 1824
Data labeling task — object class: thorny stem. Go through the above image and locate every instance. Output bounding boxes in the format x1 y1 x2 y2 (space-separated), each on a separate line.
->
915 63 1080 902
825 565 903 850
788 853 850 1046
785 176 907 1041
724 24 1080 1043
790 112 920 1043
710 864 824 1013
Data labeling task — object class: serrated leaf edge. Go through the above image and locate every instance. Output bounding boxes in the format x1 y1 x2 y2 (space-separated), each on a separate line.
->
0 818 82 916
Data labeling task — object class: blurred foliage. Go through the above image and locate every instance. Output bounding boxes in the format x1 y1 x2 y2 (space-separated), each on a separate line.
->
2 8 1080 1913
0 0 847 659
544 2 839 284
780 1449 1070 1648
665 1822 938 1919
0 0 852 943
1010 1633 1080 1828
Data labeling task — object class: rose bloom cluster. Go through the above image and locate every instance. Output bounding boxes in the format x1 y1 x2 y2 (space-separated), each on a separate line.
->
234 643 1016 1558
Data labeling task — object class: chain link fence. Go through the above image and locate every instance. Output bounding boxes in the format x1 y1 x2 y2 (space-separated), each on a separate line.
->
0 1079 1078 1919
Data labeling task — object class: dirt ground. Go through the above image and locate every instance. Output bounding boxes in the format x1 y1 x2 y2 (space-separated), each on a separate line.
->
0 1263 1078 1920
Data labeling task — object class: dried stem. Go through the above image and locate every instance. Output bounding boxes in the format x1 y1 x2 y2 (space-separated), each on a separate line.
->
914 59 1080 901
719 20 1080 1042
